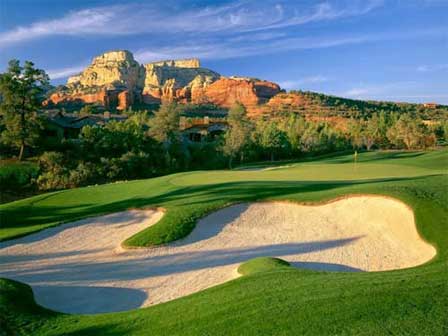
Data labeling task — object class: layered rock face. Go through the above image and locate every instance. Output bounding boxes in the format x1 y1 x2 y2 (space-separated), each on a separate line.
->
45 50 282 112
205 77 281 110
45 50 143 110
267 92 308 109
141 59 220 104
66 50 143 90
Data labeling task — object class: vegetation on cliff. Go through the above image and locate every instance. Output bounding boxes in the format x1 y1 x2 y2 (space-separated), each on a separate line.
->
273 90 448 120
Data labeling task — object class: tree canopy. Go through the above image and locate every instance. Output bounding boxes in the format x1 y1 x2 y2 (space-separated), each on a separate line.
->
0 60 49 160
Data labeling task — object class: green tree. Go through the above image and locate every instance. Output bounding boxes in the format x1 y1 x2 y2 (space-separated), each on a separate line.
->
78 105 96 115
387 113 424 149
363 113 385 150
148 103 181 143
0 60 49 160
253 119 286 161
222 103 252 168
279 114 306 153
148 103 184 169
300 122 321 152
347 118 363 150
441 119 448 143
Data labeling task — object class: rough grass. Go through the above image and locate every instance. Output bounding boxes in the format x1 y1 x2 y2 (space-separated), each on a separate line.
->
0 149 447 335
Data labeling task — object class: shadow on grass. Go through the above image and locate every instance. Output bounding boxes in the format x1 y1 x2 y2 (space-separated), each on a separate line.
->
33 285 148 314
316 151 426 164
0 210 151 247
1 237 360 283
55 325 132 336
235 151 428 169
291 261 362 272
0 176 429 224
0 237 360 313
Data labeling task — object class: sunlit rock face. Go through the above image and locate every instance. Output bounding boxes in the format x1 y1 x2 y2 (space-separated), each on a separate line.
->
204 77 281 112
141 58 220 104
67 50 143 90
45 50 282 112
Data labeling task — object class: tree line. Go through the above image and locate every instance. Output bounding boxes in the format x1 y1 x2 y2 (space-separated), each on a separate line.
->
1 60 447 195
222 103 445 168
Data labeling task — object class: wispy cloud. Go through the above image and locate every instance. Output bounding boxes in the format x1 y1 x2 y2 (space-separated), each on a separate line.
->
339 81 438 102
47 64 88 80
48 28 446 81
133 27 445 63
0 0 383 47
0 8 120 46
279 76 329 90
344 88 370 97
342 81 421 97
133 35 370 63
416 64 448 72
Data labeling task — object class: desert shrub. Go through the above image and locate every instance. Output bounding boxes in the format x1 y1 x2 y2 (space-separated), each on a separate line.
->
36 152 70 190
118 151 155 179
68 162 98 187
0 161 39 191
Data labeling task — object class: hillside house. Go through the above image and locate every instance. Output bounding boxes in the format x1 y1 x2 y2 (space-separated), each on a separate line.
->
179 116 227 142
43 111 128 141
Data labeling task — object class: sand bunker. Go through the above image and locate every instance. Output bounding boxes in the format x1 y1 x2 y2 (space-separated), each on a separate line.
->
0 196 435 314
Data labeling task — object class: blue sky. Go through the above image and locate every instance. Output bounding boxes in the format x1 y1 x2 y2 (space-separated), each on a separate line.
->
0 0 447 103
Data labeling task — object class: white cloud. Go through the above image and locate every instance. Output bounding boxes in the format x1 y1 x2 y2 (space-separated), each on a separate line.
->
47 64 87 80
49 29 443 81
340 81 420 98
417 64 448 72
344 88 370 97
0 0 384 47
0 8 120 46
133 26 447 64
334 81 448 102
279 76 329 89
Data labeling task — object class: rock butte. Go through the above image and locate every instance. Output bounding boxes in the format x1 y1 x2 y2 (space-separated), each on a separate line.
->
0 196 436 314
44 50 283 113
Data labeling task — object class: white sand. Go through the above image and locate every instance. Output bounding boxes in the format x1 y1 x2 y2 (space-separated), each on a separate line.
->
0 196 436 314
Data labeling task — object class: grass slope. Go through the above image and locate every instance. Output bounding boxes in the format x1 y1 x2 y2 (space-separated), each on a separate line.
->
1 150 447 335
237 257 291 276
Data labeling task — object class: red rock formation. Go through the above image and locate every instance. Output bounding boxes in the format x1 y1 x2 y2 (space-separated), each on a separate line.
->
202 78 281 109
44 88 135 111
45 51 282 113
267 92 307 107
117 90 133 110
45 89 109 107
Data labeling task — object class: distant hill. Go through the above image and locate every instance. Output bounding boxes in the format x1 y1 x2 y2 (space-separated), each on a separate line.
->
265 90 448 120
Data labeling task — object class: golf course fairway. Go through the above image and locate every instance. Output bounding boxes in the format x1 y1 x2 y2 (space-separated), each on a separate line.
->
1 150 447 335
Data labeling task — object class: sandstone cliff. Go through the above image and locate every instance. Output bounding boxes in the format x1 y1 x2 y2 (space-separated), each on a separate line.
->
141 59 220 104
45 50 282 112
67 50 143 90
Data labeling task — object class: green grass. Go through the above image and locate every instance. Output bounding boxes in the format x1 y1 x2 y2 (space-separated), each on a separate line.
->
1 150 446 244
1 149 447 335
237 257 291 276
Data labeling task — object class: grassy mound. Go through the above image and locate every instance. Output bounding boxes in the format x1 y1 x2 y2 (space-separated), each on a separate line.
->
238 257 291 276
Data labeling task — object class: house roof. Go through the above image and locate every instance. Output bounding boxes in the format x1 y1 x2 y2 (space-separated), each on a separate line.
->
182 122 228 133
44 111 128 129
